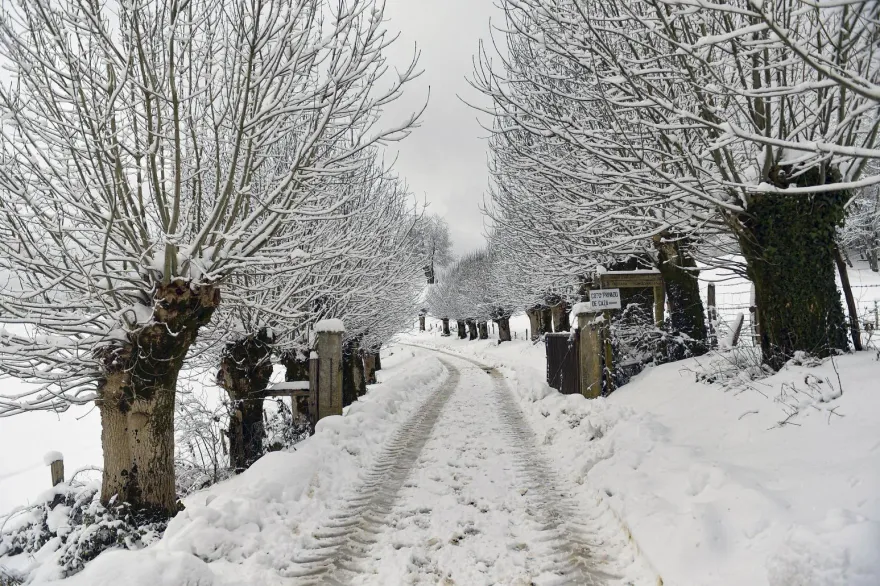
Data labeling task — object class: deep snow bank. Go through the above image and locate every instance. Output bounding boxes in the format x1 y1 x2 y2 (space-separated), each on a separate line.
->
405 330 880 586
26 345 447 586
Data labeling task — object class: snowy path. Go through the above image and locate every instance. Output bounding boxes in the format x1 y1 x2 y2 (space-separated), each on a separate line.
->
288 350 656 585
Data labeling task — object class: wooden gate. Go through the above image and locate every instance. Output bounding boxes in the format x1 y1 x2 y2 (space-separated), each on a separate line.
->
545 332 579 395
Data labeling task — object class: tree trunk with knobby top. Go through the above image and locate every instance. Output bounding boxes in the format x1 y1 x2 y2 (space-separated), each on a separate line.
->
441 318 451 336
735 189 848 370
495 317 512 342
478 321 489 340
540 307 553 334
98 280 220 516
654 235 708 356
457 320 467 339
219 330 275 473
526 308 540 340
551 302 571 332
466 319 478 340
363 351 377 384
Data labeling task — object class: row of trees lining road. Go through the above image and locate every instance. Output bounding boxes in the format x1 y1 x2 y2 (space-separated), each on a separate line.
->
0 0 424 516
474 0 880 370
426 249 518 342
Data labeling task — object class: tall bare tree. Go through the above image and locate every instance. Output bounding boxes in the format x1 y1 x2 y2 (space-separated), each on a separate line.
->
0 0 419 514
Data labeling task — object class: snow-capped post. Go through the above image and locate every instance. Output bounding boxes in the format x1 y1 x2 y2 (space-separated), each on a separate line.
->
45 452 64 487
574 304 604 399
315 320 345 419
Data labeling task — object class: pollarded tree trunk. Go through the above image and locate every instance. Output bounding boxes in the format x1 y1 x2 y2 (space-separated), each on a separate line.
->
736 191 848 371
551 303 571 332
218 329 274 473
98 280 220 516
540 307 553 334
495 317 512 342
363 351 377 384
466 319 478 340
373 350 382 371
478 321 488 339
457 320 467 339
654 235 708 356
526 308 540 340
342 338 365 406
419 315 426 331
441 318 451 336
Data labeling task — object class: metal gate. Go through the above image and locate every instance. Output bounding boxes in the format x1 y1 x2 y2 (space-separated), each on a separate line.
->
545 332 579 395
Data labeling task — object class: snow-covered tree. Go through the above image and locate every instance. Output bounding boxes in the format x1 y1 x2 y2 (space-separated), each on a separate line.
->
0 0 419 514
412 214 454 283
476 0 880 369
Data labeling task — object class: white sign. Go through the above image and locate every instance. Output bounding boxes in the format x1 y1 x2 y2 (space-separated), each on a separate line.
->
590 288 622 310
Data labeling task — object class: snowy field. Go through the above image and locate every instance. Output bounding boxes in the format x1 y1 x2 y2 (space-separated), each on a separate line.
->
1 265 879 585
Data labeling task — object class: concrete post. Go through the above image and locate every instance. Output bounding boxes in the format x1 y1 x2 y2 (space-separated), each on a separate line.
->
308 351 319 431
576 306 605 399
315 320 345 420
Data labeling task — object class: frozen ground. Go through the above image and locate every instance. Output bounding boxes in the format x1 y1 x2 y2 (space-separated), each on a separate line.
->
2 263 878 585
410 315 880 585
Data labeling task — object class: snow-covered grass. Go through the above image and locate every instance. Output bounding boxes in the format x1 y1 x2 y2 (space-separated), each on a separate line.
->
405 323 880 586
2 344 448 585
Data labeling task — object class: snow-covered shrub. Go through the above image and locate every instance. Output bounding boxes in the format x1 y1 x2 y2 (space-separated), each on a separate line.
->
264 398 311 453
0 481 165 582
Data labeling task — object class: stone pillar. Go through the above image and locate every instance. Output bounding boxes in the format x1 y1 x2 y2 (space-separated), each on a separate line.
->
576 306 605 399
315 320 344 419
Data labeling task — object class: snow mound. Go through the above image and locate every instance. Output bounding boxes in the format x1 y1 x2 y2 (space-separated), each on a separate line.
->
42 451 63 466
314 319 345 333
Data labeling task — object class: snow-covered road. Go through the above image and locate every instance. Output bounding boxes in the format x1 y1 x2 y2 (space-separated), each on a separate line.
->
288 350 656 586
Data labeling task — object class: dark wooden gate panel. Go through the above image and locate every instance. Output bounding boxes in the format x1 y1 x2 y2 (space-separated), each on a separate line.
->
545 332 579 395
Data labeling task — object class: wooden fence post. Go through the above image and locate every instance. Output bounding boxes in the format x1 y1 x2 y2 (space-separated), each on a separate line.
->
46 453 64 486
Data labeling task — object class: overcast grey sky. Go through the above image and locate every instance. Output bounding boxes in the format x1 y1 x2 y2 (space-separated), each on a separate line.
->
381 0 502 255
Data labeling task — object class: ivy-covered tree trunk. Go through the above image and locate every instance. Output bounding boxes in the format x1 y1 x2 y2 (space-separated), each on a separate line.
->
218 329 274 473
441 318 451 336
466 319 478 340
654 235 708 355
98 280 220 516
478 321 489 339
736 192 848 370
495 317 512 342
551 302 571 332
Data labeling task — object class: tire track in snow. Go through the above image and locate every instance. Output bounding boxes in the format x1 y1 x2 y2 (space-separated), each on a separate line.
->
283 358 460 585
403 344 661 585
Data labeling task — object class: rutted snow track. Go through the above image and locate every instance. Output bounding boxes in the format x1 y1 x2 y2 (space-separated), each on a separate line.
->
289 350 658 585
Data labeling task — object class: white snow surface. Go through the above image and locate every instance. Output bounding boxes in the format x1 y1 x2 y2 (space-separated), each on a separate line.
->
407 322 880 586
29 346 448 586
313 318 346 333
